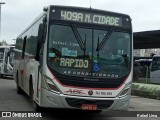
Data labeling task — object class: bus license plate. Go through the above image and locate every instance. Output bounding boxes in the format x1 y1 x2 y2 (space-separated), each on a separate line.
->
81 104 97 110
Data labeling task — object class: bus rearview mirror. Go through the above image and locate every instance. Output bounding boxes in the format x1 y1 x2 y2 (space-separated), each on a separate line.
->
38 24 45 43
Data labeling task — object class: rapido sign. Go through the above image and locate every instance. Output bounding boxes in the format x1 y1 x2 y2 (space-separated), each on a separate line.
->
60 10 122 26
60 58 89 69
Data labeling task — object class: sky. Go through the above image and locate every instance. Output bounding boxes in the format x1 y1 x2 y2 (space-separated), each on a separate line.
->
1 0 160 44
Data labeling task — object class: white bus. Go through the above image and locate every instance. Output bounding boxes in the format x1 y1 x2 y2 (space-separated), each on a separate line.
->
150 55 160 84
0 45 15 78
13 5 133 111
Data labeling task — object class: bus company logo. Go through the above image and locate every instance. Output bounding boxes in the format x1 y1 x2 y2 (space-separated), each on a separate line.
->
88 90 93 95
64 89 86 95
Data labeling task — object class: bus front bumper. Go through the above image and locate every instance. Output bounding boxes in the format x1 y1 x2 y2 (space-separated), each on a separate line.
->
40 88 130 111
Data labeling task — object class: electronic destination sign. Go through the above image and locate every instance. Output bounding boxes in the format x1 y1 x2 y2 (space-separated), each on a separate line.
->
60 10 122 27
50 6 131 28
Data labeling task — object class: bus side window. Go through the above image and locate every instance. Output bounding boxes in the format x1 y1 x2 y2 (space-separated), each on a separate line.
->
5 49 8 65
7 51 10 57
22 36 27 59
35 42 41 61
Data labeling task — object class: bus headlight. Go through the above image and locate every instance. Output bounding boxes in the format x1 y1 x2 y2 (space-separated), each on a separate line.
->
43 75 61 93
118 84 131 98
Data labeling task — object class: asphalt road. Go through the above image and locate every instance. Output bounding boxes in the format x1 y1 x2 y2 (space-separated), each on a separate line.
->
0 77 159 120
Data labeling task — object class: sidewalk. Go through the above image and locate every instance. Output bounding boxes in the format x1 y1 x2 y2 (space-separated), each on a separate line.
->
132 82 160 100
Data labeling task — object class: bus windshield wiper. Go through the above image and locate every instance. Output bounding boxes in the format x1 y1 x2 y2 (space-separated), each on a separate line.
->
71 24 86 51
96 29 114 51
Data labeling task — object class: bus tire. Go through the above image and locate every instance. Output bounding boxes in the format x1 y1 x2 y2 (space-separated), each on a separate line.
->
16 73 23 94
29 79 41 111
0 74 4 78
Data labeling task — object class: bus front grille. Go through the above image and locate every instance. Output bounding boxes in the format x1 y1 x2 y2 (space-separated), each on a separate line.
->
65 98 114 109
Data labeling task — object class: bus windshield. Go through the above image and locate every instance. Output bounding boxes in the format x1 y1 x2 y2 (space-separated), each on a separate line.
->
48 24 131 78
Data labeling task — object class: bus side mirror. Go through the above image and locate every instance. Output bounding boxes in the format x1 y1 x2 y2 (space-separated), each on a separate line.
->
38 24 45 43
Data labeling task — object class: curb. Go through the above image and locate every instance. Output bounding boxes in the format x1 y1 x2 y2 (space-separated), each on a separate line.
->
132 83 160 100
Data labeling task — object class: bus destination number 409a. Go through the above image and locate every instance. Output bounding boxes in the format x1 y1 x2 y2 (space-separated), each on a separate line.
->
13 5 132 112
60 10 122 26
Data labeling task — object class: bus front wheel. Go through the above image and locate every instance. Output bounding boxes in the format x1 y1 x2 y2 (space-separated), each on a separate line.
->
16 73 23 94
29 80 41 111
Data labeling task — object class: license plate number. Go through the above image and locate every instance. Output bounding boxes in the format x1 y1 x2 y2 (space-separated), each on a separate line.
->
81 104 97 110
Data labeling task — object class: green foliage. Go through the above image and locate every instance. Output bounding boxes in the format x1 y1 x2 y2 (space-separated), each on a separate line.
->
132 83 160 100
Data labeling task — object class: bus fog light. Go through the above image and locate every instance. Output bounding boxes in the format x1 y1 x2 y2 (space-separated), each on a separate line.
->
44 75 61 93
